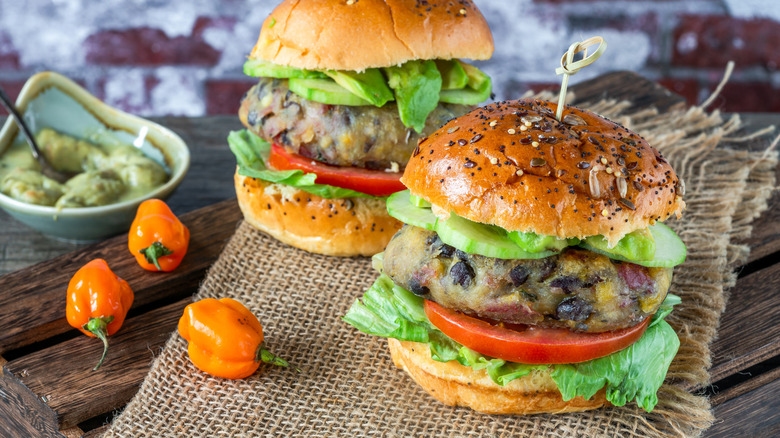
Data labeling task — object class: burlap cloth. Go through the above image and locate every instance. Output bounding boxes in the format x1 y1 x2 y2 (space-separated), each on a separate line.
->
103 95 777 437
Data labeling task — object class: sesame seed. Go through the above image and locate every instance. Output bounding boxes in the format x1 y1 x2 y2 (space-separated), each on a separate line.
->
507 128 516 134
489 120 498 127
346 0 354 4
516 170 524 176
447 126 460 134
606 167 613 174
532 141 539 147
489 157 498 165
524 122 532 127
600 158 608 165
601 209 609 217
520 125 528 131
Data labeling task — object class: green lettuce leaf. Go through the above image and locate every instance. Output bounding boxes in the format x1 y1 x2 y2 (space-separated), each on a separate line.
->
384 60 443 133
550 319 679 411
343 271 681 411
227 129 382 199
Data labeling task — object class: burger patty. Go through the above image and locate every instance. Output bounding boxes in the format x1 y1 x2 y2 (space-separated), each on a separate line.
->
239 78 472 169
383 225 673 333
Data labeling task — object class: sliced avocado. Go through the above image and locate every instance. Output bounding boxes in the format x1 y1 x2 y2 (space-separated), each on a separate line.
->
460 61 491 91
579 223 686 268
438 88 489 105
507 230 579 253
243 59 327 79
387 190 555 260
435 215 556 260
439 61 491 105
383 60 442 133
386 190 437 230
583 228 656 261
435 59 468 90
408 193 431 208
324 69 394 107
287 78 372 106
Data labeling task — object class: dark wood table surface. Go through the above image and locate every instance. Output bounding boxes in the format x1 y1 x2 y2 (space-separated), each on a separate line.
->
0 72 777 437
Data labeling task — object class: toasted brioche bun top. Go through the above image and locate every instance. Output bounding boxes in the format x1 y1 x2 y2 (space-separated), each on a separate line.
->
250 0 494 71
402 99 685 244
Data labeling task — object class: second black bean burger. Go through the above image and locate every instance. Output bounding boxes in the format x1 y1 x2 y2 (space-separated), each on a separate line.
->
229 0 495 256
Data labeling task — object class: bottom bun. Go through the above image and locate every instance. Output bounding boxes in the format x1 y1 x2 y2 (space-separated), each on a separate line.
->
387 338 608 415
235 170 402 256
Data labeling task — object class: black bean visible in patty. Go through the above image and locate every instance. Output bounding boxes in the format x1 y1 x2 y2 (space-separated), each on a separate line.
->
239 77 473 169
382 225 673 333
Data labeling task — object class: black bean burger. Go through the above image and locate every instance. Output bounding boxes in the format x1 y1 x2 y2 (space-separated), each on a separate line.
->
344 99 687 414
229 0 494 256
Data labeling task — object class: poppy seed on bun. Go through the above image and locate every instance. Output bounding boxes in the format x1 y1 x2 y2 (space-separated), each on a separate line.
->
401 99 685 245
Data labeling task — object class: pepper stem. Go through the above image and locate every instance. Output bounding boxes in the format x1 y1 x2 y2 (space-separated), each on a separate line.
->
83 315 114 371
139 241 173 271
255 342 301 372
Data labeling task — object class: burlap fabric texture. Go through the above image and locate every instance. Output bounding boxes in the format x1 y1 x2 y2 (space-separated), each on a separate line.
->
103 96 777 437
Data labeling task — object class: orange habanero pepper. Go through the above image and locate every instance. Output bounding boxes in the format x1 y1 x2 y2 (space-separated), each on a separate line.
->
178 298 292 379
66 259 134 370
129 199 190 272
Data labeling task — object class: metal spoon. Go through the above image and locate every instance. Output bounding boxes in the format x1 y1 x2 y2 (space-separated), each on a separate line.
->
0 85 74 183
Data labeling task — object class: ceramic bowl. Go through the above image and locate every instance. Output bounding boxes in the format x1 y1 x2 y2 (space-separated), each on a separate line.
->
0 72 190 242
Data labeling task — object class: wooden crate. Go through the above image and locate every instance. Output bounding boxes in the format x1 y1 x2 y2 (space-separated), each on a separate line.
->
0 200 241 437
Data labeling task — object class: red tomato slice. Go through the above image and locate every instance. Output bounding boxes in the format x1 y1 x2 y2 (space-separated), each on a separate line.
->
424 300 651 364
268 144 406 197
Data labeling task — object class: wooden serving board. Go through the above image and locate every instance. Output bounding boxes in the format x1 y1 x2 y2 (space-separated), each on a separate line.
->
0 72 777 438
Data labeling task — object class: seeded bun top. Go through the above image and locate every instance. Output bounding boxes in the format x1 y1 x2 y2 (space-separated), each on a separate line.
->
401 99 685 244
250 0 494 71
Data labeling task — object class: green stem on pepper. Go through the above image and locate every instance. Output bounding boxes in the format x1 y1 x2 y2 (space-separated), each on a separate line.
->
83 315 114 371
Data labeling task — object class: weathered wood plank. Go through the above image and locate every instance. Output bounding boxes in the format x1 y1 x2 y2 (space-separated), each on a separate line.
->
3 298 188 431
704 376 780 437
0 198 241 354
0 364 63 438
734 113 780 263
742 190 780 264
710 262 780 383
711 363 780 406
82 425 108 438
570 70 687 112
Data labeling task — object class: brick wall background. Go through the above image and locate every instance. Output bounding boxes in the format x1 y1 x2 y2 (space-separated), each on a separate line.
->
0 0 778 117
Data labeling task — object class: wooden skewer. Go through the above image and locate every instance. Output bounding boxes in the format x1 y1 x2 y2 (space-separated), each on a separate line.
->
555 36 607 121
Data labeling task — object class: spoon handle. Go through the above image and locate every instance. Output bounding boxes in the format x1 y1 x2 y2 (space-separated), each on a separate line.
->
0 86 43 161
